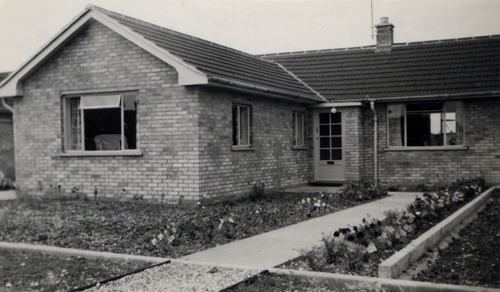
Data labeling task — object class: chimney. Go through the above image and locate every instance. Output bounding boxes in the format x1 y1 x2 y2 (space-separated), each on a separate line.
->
375 17 394 52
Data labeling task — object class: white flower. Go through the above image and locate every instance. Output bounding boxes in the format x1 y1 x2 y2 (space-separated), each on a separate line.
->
228 217 234 223
256 210 259 214
151 238 158 245
367 242 377 253
158 234 164 241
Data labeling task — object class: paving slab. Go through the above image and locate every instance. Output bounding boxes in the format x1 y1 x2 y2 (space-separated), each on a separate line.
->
181 192 420 268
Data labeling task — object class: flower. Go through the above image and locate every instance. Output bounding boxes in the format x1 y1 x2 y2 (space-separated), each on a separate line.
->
151 238 158 245
158 234 164 241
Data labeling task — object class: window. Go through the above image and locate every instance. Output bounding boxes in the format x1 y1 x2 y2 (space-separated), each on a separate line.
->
387 101 463 147
293 112 306 147
64 92 138 152
232 104 252 146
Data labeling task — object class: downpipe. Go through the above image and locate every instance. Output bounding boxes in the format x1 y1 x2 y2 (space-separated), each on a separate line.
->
370 101 378 186
1 97 14 113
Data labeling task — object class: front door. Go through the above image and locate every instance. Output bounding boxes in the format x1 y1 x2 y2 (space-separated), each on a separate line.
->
313 109 346 182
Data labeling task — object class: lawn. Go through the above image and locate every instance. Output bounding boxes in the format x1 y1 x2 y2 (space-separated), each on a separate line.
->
414 190 500 288
0 249 146 292
0 183 386 258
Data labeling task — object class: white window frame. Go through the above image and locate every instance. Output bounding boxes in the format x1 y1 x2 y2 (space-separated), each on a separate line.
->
386 101 466 150
232 104 252 147
293 112 306 147
62 93 140 156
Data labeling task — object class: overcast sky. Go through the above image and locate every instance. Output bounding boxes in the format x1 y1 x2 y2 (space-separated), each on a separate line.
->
1 0 499 72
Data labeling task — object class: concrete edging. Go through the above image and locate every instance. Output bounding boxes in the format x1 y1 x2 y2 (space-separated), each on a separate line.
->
0 242 167 264
268 268 500 292
378 186 499 279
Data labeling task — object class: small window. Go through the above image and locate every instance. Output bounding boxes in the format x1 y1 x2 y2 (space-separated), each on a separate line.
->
232 104 252 146
64 92 138 151
387 101 463 147
293 112 306 147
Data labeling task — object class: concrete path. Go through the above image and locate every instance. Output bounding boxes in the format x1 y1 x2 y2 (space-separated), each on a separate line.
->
180 192 421 268
0 190 16 200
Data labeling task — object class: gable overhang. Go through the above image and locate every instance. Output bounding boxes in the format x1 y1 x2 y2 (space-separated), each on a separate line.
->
0 7 208 98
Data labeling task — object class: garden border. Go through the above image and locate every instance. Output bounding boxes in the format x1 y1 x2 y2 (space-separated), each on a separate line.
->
268 268 500 292
0 242 166 264
378 186 499 279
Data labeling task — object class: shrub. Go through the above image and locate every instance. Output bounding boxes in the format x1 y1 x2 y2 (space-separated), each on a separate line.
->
300 177 485 275
250 181 265 201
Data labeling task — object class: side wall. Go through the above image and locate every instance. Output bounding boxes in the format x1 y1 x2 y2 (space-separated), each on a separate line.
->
197 87 310 200
14 20 202 200
370 98 500 188
0 102 15 181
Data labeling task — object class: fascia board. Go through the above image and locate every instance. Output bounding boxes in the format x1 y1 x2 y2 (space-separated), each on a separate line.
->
0 9 208 98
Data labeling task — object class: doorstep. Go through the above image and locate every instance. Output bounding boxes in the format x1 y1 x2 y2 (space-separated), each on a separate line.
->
0 190 16 200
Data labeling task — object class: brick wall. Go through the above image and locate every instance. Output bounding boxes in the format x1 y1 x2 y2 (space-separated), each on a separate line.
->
14 20 203 200
0 102 15 180
371 98 500 188
197 87 310 200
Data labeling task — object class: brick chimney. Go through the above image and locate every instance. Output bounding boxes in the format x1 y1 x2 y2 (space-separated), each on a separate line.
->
375 17 394 52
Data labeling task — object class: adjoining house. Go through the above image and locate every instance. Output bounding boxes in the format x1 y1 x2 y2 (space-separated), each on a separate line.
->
0 72 15 182
0 6 498 201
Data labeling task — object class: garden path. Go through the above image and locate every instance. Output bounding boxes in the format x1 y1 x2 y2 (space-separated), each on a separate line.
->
0 190 16 200
179 192 421 268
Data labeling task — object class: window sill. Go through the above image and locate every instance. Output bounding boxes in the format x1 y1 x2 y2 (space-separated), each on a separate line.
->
384 146 468 151
231 146 254 151
59 150 143 157
292 146 309 150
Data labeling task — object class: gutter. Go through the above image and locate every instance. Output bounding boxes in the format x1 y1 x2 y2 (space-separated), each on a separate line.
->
1 97 14 113
328 91 500 104
370 101 378 186
207 76 324 104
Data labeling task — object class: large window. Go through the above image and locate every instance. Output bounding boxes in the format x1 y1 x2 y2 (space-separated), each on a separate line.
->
387 101 463 147
232 104 252 147
64 92 138 152
293 112 306 147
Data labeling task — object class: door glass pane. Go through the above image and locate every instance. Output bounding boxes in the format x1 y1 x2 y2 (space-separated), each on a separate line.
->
331 149 342 160
331 125 341 136
320 137 330 148
331 113 341 123
240 106 249 145
319 113 329 124
319 125 329 136
331 137 342 148
320 150 330 160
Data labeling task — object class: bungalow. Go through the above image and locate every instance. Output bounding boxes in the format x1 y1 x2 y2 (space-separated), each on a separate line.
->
0 6 498 202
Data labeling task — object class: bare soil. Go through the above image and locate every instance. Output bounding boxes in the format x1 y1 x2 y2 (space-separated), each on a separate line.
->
414 192 500 288
0 249 146 292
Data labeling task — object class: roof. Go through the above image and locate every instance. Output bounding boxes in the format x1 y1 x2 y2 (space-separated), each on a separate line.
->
0 6 323 102
263 36 500 101
91 6 322 102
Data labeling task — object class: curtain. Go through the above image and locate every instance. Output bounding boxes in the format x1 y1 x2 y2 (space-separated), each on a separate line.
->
387 104 404 146
454 101 464 145
69 98 82 150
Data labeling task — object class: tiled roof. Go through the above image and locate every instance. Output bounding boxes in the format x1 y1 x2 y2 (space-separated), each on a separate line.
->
262 36 500 101
93 6 322 101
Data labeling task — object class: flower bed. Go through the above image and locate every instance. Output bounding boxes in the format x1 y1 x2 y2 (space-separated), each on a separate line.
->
0 183 386 258
414 190 500 288
0 248 145 292
285 178 485 277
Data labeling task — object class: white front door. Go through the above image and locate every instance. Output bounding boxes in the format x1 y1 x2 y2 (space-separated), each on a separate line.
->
313 109 346 182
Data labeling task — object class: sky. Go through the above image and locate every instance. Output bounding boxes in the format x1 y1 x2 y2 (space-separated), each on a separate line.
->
1 0 500 73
